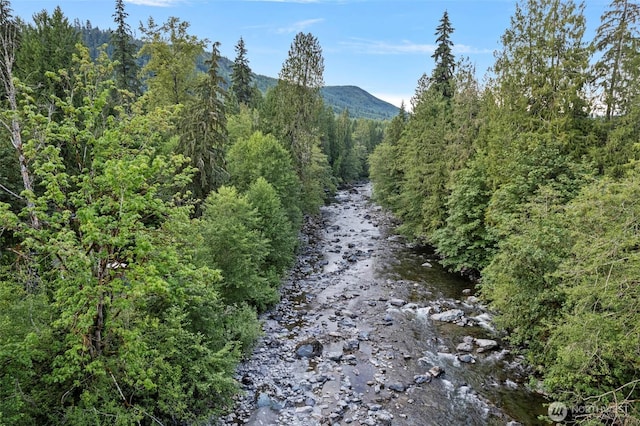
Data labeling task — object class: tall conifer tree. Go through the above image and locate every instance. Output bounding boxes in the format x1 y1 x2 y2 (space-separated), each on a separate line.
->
177 41 228 204
231 37 254 106
431 11 455 99
593 0 640 120
111 0 140 97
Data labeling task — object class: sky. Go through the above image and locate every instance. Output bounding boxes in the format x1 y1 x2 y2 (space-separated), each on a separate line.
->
11 0 611 108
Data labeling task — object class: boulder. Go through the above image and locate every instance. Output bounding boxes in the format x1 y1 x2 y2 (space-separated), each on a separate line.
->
456 353 476 364
456 341 474 352
428 366 444 378
474 338 499 352
295 338 323 358
431 309 465 322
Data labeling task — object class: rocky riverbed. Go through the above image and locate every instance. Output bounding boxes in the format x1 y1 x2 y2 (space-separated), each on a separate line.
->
217 183 548 426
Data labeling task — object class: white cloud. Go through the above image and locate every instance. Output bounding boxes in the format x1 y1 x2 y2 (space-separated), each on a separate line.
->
276 18 324 34
453 44 493 55
340 38 437 55
340 38 492 56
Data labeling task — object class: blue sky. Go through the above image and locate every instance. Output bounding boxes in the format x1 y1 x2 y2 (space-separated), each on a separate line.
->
12 0 610 108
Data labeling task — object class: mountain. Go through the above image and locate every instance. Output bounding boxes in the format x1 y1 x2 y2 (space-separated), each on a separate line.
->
78 27 399 121
218 57 398 121
320 86 399 121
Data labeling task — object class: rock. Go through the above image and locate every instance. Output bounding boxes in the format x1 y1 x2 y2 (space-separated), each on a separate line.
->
343 339 360 352
256 392 272 408
467 295 480 304
387 382 405 392
295 406 314 414
428 366 444 378
375 411 393 425
431 309 465 322
462 288 472 295
389 298 406 307
295 338 323 358
456 341 474 352
456 353 476 363
474 338 499 352
421 261 433 268
342 309 357 318
414 373 432 384
327 351 343 362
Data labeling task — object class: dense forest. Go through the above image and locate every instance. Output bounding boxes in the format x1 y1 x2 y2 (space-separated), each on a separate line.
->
0 0 384 424
370 0 640 423
1 0 639 424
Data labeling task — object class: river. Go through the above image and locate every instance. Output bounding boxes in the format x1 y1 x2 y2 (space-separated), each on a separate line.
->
217 182 550 426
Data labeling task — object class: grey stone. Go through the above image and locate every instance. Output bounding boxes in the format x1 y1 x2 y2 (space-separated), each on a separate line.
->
456 342 474 352
475 338 499 352
457 353 476 363
327 351 343 362
295 338 323 358
387 382 406 392
414 374 432 384
343 339 360 352
431 308 465 322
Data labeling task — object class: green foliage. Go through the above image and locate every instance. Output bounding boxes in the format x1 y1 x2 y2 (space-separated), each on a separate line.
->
196 186 278 311
227 131 303 230
14 6 81 103
176 41 229 204
395 90 451 239
138 16 207 108
246 177 297 276
480 186 572 355
369 104 407 210
431 11 455 98
543 172 640 419
0 49 253 424
432 156 496 272
111 0 140 97
231 37 255 107
265 32 333 211
592 0 640 120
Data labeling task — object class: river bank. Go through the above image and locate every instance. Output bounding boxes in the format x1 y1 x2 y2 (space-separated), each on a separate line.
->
217 183 548 426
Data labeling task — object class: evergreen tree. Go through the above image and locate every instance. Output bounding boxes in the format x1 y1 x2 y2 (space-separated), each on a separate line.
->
196 186 277 310
111 0 140 97
177 41 229 205
369 103 407 210
0 51 242 423
268 32 333 212
231 37 254 107
431 10 455 98
593 0 640 120
14 6 80 104
544 172 640 421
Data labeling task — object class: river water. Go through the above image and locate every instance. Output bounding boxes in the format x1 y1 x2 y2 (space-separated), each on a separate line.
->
218 183 550 426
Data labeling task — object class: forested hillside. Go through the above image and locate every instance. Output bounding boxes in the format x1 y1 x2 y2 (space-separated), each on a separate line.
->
76 23 398 121
0 1 384 424
370 2 640 423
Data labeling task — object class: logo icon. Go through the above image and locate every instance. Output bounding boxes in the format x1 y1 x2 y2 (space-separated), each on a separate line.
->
548 401 568 422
